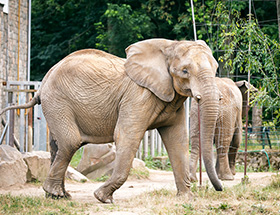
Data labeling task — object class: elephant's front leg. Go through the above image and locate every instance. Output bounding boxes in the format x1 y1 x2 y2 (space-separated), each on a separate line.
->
158 108 192 198
94 126 145 203
189 105 200 182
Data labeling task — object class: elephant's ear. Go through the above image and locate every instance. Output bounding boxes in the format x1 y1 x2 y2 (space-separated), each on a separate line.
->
125 39 175 102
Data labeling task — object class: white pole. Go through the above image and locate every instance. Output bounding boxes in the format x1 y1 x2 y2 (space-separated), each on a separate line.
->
190 0 197 41
27 0 31 81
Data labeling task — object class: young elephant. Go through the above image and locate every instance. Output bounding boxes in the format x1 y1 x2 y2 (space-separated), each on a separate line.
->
189 78 250 181
1 39 222 203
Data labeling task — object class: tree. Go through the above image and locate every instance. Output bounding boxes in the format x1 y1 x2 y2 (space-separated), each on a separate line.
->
95 3 153 57
216 3 280 125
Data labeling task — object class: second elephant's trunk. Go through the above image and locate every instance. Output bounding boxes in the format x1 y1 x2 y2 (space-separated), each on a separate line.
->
198 78 222 191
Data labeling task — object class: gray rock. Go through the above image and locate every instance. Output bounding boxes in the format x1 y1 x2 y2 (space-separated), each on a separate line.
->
66 166 89 182
132 158 146 169
0 145 28 187
77 144 116 180
22 151 51 182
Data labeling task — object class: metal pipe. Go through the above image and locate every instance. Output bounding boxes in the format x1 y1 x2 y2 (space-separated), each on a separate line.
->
190 0 197 41
197 102 202 186
244 0 252 178
27 0 31 81
0 122 9 144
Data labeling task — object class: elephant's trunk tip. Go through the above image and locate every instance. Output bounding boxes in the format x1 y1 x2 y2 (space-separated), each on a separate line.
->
214 184 223 191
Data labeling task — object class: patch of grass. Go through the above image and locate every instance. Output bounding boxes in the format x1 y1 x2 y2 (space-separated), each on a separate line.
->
70 148 83 168
144 156 172 171
94 175 109 182
129 167 150 179
0 194 86 214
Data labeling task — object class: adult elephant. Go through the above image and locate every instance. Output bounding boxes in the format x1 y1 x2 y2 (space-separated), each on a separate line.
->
0 39 222 203
189 78 251 181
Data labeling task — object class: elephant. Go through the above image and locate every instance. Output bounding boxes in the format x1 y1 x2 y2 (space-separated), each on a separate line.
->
189 78 252 182
0 38 222 203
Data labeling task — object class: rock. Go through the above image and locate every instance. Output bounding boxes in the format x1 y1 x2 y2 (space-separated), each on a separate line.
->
0 145 28 187
132 158 146 169
76 143 116 180
22 151 51 182
66 166 89 182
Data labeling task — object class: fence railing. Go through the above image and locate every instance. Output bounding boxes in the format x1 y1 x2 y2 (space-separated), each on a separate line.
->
0 81 48 152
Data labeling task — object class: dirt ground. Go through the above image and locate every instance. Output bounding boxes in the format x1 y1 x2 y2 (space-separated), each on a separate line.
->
0 169 277 204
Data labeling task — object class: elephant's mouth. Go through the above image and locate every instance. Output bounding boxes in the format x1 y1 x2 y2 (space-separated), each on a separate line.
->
183 89 193 97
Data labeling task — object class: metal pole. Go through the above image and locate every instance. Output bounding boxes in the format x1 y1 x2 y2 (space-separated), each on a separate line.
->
191 0 201 185
198 103 202 186
244 0 252 178
190 0 197 41
27 0 31 81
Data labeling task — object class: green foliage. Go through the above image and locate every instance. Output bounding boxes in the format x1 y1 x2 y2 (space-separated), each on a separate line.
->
95 3 153 57
215 2 280 125
144 156 172 171
94 175 109 182
70 148 83 168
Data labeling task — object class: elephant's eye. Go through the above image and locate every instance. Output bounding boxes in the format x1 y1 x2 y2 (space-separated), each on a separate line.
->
182 69 188 74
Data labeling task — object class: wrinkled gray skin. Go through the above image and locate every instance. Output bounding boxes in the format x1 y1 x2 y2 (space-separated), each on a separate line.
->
0 39 222 203
189 78 250 181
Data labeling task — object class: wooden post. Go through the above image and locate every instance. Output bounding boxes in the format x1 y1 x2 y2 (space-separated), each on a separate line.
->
8 92 15 147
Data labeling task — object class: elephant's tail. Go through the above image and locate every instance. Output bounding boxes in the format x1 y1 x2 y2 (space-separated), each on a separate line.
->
0 92 41 115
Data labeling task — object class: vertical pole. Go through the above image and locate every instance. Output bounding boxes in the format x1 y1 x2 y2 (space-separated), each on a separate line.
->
244 0 252 178
190 0 197 41
144 131 148 159
8 92 14 147
28 93 33 152
191 0 201 185
198 103 202 186
27 0 31 81
151 130 155 157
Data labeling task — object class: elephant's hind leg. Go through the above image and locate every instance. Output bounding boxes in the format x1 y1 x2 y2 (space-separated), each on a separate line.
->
229 126 242 176
215 130 234 181
43 125 80 199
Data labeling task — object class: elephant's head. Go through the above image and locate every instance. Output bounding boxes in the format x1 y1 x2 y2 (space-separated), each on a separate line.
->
125 39 222 191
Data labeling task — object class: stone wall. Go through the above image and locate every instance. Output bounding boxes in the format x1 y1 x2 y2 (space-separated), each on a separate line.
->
0 0 29 140
236 151 280 171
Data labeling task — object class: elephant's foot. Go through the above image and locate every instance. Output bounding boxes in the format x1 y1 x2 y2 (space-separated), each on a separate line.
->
177 190 194 201
190 173 198 183
218 173 234 181
43 178 71 199
94 187 113 203
230 165 236 176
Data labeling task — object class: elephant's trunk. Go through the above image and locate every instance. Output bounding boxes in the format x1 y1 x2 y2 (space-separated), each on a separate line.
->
198 77 222 191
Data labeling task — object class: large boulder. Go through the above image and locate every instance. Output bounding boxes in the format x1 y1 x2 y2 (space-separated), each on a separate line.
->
66 166 89 182
22 151 51 182
76 143 116 180
0 145 28 187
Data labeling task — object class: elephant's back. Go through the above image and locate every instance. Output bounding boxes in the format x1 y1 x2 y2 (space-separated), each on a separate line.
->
40 49 130 137
216 77 242 113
